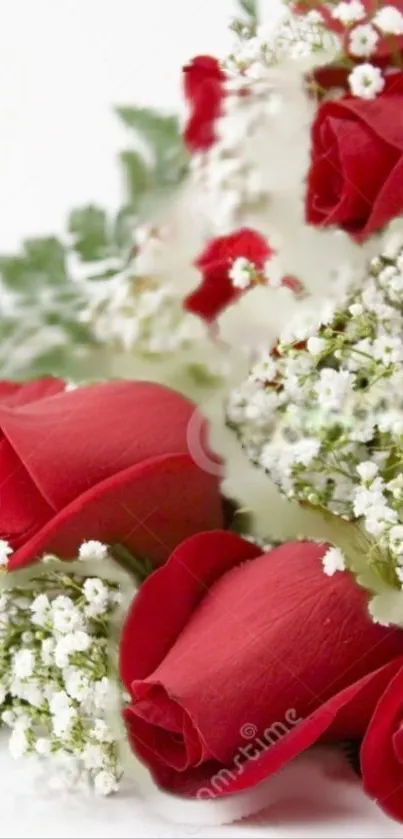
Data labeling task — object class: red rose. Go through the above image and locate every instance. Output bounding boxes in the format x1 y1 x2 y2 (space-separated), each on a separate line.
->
182 55 226 152
306 73 403 239
120 531 403 797
361 664 403 822
2 378 224 571
184 228 273 322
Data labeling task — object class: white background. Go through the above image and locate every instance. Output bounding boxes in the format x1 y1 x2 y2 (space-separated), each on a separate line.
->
0 0 236 252
1 1 403 836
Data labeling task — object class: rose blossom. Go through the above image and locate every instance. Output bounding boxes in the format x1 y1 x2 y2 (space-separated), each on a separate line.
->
0 378 224 570
306 73 403 240
121 531 403 797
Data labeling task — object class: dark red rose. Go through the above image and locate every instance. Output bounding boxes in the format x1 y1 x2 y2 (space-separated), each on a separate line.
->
120 531 403 798
362 664 403 822
182 55 226 153
2 379 224 571
184 228 273 322
306 73 403 239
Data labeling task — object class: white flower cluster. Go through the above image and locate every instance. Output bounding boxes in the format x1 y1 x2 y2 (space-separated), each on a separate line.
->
227 2 403 101
0 549 125 795
77 224 205 357
228 223 403 587
81 269 202 355
331 1 403 99
226 8 340 78
190 67 315 237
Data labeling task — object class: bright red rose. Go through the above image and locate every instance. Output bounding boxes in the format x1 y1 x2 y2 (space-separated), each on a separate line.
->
182 55 226 153
184 228 273 322
306 73 403 240
120 531 403 798
362 664 403 822
2 378 224 571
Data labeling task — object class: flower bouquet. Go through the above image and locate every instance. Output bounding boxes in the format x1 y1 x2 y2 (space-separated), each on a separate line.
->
4 0 403 831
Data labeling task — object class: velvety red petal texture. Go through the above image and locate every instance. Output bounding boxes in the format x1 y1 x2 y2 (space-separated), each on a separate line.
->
0 380 213 510
306 76 403 239
121 534 403 796
184 277 241 322
362 664 403 821
8 455 224 570
0 377 65 407
1 379 224 568
0 378 65 547
184 229 272 322
182 55 226 152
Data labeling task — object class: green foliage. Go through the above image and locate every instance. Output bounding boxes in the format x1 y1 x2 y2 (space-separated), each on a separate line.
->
0 237 67 291
115 105 188 215
239 0 258 20
68 206 110 262
231 0 259 37
0 101 188 380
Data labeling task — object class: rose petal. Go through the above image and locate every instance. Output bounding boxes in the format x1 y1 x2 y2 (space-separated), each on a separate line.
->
0 380 218 511
122 537 403 795
8 454 225 570
151 657 403 796
120 531 261 688
362 663 403 821
0 377 64 408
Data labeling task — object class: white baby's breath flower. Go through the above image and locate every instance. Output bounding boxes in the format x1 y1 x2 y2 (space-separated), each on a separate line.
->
36 738 51 756
322 547 346 576
92 719 114 744
349 23 379 57
374 5 403 35
12 649 35 680
356 462 379 483
0 539 13 567
349 302 364 317
332 1 366 25
83 578 109 613
41 638 55 666
9 723 29 758
94 770 119 796
307 336 326 356
292 438 321 467
31 593 51 627
78 541 109 561
348 63 385 99
229 257 254 290
82 743 105 771
52 597 83 635
2 710 15 727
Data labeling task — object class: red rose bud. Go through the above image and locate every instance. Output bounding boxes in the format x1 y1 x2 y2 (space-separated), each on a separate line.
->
2 379 224 570
306 72 403 240
184 228 275 322
121 533 403 797
182 55 227 152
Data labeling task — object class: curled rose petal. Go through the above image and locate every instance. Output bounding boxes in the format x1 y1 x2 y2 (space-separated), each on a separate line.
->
121 533 403 796
1 379 224 568
362 664 403 821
